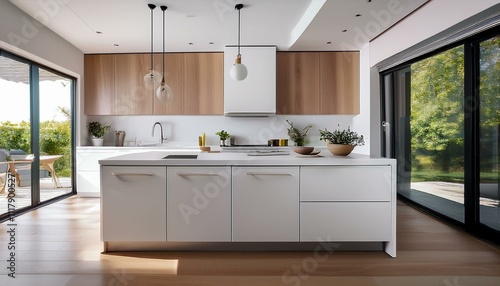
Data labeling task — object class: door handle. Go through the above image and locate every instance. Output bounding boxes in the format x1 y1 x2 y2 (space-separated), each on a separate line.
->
112 172 155 177
246 172 292 176
176 173 221 177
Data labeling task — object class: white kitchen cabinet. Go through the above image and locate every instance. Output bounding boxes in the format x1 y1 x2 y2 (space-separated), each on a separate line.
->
300 165 392 201
101 166 166 241
300 202 392 241
224 46 276 116
76 150 118 197
232 166 299 241
167 166 232 241
299 165 396 257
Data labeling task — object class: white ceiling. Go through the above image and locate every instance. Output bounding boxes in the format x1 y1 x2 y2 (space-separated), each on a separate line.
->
10 0 428 54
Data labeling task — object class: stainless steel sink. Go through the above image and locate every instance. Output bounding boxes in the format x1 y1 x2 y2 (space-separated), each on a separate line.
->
162 154 198 159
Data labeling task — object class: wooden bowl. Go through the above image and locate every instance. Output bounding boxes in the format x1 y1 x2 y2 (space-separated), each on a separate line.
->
292 146 314 155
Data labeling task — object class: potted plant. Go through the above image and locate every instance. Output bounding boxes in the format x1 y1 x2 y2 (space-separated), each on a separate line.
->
87 121 110 146
286 120 312 146
215 130 231 146
319 125 365 156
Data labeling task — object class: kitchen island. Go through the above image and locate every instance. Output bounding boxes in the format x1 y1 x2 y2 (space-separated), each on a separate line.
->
99 150 397 257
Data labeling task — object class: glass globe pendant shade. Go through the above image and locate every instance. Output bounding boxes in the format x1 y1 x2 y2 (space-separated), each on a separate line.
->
230 54 247 81
144 69 162 90
156 79 173 103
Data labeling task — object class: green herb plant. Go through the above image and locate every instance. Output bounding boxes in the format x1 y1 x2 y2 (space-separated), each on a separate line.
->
319 125 365 146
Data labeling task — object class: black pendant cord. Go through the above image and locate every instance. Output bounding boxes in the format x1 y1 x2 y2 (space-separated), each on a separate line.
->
237 7 241 55
148 4 156 71
161 6 167 80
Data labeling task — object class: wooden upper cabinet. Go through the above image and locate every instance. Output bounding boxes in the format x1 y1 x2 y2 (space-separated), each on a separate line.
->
85 53 224 116
277 52 320 114
319 52 360 115
183 53 223 115
84 55 115 115
114 54 153 115
276 51 359 115
153 53 185 115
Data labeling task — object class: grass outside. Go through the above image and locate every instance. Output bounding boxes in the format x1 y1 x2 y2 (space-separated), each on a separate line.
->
412 170 498 183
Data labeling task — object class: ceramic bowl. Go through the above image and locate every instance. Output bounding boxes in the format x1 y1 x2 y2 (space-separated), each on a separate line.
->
292 146 314 155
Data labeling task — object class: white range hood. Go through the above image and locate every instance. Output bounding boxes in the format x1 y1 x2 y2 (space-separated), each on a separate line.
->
224 46 276 117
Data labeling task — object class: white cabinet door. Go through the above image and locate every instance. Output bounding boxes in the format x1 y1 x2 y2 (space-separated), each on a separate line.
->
232 167 299 241
101 166 166 241
300 202 392 241
76 150 117 197
224 46 276 116
167 166 232 241
300 166 392 201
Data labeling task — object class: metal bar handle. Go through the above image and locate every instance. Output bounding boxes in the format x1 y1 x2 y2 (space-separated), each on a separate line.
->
177 173 221 177
246 172 292 176
112 172 155 177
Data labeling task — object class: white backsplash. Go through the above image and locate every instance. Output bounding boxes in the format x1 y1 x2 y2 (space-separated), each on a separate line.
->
83 114 369 154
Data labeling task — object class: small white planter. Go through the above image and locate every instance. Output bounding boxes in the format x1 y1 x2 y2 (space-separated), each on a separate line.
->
91 137 104 146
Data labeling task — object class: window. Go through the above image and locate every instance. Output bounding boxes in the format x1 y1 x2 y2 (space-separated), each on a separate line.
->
381 28 499 243
0 50 75 220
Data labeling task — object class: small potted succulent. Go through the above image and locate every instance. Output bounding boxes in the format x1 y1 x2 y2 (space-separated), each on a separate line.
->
88 121 110 146
215 130 231 147
319 125 365 156
286 120 312 146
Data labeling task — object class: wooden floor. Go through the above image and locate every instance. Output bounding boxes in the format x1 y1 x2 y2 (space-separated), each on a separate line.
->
0 197 499 286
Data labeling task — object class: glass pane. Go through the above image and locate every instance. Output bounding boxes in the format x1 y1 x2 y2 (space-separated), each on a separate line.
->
38 68 73 202
399 46 465 222
0 55 32 214
479 35 500 231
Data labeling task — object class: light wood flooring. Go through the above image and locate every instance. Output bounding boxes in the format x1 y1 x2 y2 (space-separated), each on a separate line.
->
0 197 499 286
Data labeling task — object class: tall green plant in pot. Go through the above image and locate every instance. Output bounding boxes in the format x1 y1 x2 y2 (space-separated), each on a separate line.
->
87 121 110 146
319 126 365 156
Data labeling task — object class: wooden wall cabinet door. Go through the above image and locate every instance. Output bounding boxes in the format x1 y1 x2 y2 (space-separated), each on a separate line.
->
319 52 360 115
183 53 223 115
153 53 185 115
114 54 153 115
277 52 320 114
84 54 115 115
276 51 360 115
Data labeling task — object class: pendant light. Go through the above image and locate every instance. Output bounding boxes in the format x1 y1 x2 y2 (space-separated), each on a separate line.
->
230 4 248 81
156 5 173 103
144 4 161 90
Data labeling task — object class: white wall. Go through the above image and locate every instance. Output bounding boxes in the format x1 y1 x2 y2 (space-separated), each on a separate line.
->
87 114 365 149
0 0 84 144
370 0 499 67
367 0 498 156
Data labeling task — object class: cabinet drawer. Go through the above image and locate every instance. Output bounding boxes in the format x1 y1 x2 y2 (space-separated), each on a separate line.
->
300 166 391 201
300 202 392 241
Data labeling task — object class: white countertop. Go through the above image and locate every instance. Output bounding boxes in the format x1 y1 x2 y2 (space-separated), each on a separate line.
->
98 149 395 166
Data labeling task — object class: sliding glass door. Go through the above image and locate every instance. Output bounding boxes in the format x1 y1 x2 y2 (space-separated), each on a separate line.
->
381 29 499 242
39 67 74 203
0 51 75 219
0 55 32 212
478 35 500 231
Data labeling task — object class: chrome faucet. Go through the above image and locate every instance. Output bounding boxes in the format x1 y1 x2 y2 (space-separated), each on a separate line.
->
152 122 167 144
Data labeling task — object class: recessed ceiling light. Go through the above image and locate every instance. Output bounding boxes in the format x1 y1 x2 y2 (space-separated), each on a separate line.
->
366 0 372 2
326 41 332 45
114 44 119 46
189 43 194 45
342 29 347 32
355 14 362 17
209 42 214 45
96 31 102 34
